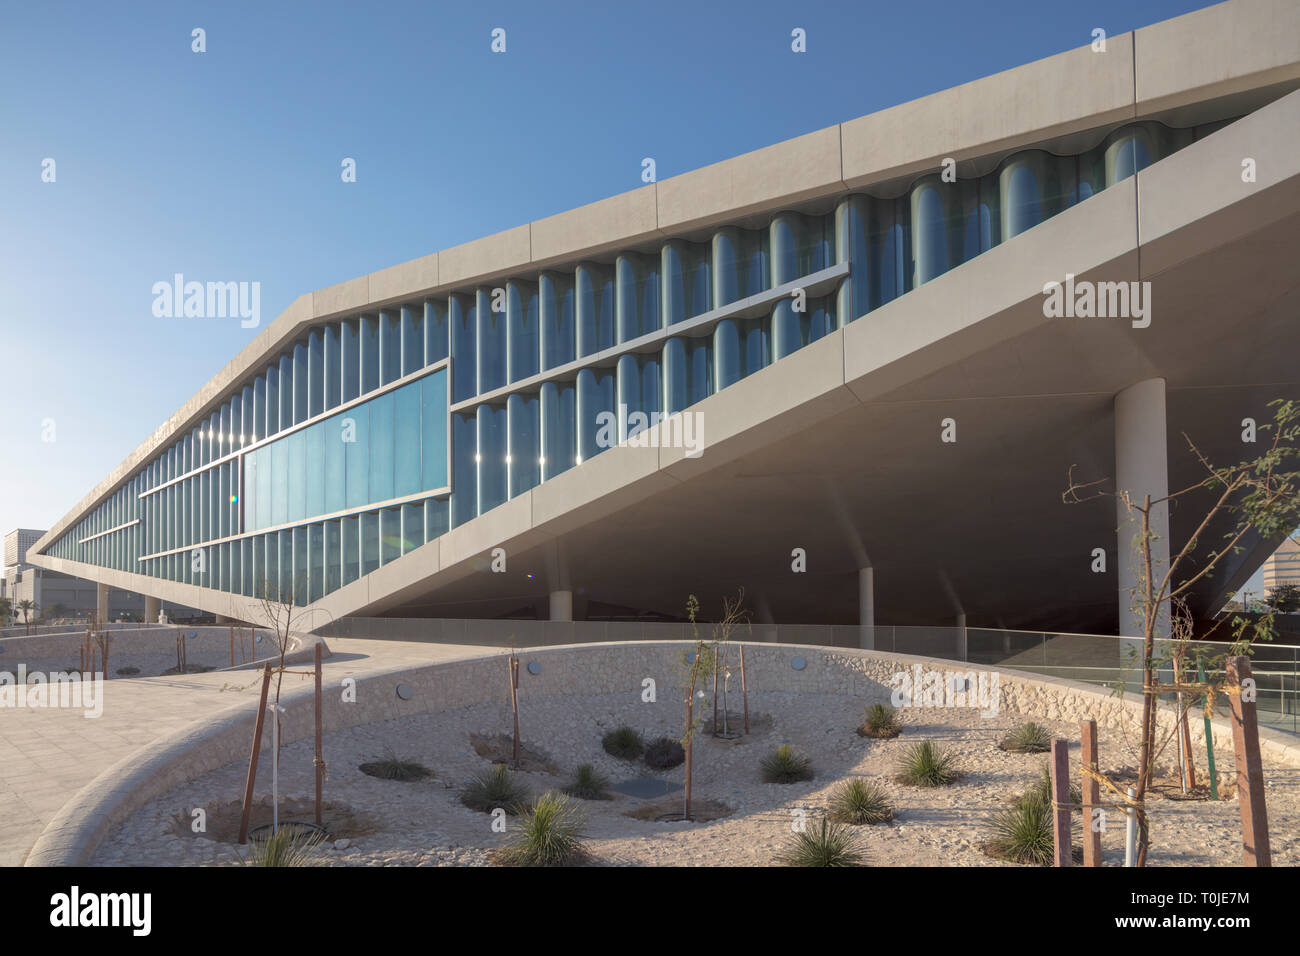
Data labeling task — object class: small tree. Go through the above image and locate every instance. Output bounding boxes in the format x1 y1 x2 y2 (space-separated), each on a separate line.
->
679 595 715 822
16 599 37 634
1065 399 1300 865
708 589 752 737
1264 582 1300 613
251 572 314 759
678 590 751 820
0 597 11 627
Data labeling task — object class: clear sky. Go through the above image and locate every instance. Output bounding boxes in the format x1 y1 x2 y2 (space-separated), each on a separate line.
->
1 0 1252 584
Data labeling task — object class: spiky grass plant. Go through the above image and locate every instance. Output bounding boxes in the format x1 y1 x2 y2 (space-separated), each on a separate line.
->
987 792 1056 865
643 736 685 770
827 778 894 825
601 726 644 760
244 825 323 867
761 744 814 784
461 763 529 814
1026 762 1081 808
359 746 433 782
564 763 612 800
999 722 1052 753
895 739 958 787
777 818 867 867
986 766 1083 865
858 703 902 739
496 791 587 866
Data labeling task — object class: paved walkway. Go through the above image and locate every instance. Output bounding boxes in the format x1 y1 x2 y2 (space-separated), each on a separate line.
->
0 639 498 866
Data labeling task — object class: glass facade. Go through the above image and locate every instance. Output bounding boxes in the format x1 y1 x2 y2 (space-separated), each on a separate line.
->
43 118 1230 606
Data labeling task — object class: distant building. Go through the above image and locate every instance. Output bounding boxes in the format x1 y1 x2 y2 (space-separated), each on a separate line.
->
4 528 196 624
1263 536 1300 592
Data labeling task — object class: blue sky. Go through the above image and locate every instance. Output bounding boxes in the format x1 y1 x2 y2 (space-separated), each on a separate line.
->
3 0 1263 591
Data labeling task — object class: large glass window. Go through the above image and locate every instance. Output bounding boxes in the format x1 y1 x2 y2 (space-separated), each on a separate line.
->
507 281 539 383
369 391 395 504
361 511 380 575
242 369 447 532
342 515 359 585
539 273 576 370
325 519 341 594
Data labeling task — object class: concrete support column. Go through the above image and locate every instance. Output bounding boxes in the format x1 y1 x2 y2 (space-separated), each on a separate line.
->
956 612 968 662
858 567 874 650
95 583 108 628
1114 378 1171 641
549 589 573 622
145 596 160 625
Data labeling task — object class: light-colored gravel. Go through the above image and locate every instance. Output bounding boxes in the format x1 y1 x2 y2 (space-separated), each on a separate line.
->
92 687 1300 867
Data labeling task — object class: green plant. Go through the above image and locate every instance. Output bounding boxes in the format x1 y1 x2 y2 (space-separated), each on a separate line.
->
461 763 529 814
564 763 612 800
986 768 1082 865
999 722 1051 753
895 739 958 787
761 744 814 784
601 726 644 760
496 791 587 866
244 825 323 867
644 736 685 770
987 793 1056 865
359 747 433 782
827 778 894 825
1025 762 1081 808
777 818 867 867
858 703 902 738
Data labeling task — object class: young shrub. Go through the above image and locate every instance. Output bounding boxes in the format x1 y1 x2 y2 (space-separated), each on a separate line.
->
602 726 644 760
777 818 867 867
244 826 323 867
827 778 894 825
986 769 1082 865
643 736 685 770
895 739 958 787
999 722 1052 753
987 793 1055 865
564 763 612 801
359 746 433 782
1026 762 1081 808
461 763 529 814
857 703 902 739
761 744 814 784
496 791 587 867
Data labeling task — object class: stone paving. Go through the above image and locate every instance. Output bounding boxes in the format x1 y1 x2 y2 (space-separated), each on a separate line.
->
0 639 495 866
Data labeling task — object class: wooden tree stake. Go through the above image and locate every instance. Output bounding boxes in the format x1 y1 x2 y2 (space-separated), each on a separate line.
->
1227 656 1271 866
1050 737 1072 867
1080 719 1102 867
739 644 750 735
314 642 323 826
508 654 520 769
238 663 274 844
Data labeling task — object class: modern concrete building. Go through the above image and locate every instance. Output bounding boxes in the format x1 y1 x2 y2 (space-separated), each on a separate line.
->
27 0 1300 642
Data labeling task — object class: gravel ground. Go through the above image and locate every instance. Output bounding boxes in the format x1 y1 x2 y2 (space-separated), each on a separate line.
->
93 690 1300 867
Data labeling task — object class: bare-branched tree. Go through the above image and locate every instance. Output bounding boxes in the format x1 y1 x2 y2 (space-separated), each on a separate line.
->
1064 398 1300 865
